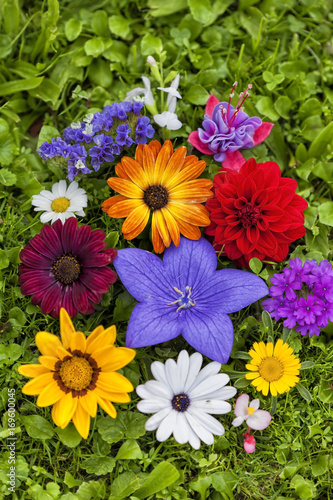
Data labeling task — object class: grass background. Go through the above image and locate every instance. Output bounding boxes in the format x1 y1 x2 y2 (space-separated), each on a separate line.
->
0 0 332 498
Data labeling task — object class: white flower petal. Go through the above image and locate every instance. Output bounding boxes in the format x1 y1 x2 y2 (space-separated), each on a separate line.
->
40 211 55 223
165 358 182 393
35 190 55 201
57 180 67 197
187 362 222 393
184 353 203 392
191 400 232 414
156 410 177 441
192 386 236 402
246 410 271 431
150 361 170 386
176 350 190 390
173 413 190 445
187 423 201 449
126 87 145 100
136 380 173 399
51 183 61 198
234 394 250 418
145 407 172 431
188 408 225 436
75 210 85 217
249 398 260 411
157 87 182 100
33 200 52 210
137 399 169 413
171 73 180 90
65 181 79 196
185 411 214 445
232 416 245 427
190 374 229 399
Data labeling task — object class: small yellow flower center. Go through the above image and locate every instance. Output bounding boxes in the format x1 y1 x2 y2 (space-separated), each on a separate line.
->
248 407 255 415
51 197 70 213
258 356 284 382
59 356 93 391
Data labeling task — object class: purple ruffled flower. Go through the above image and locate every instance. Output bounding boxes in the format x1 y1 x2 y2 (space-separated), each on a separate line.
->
113 237 268 363
263 258 333 337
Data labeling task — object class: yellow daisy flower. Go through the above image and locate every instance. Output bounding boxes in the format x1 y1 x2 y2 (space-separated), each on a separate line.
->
245 339 301 397
18 308 136 439
101 140 213 254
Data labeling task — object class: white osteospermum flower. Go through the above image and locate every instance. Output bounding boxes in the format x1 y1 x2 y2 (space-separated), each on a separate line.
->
136 350 237 449
31 180 88 224
232 394 271 430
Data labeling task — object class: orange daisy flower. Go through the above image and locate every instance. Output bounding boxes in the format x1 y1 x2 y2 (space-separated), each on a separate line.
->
102 140 213 253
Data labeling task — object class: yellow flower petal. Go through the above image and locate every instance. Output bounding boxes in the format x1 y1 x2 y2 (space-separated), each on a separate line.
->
38 356 58 371
85 325 104 351
37 381 64 407
97 372 133 393
153 140 173 184
73 401 91 439
18 364 49 378
69 331 86 353
79 391 97 418
245 372 260 380
99 347 136 371
86 325 116 355
57 345 72 360
53 392 78 429
60 308 75 349
22 372 54 395
160 146 187 186
96 396 117 419
35 331 63 357
266 342 274 357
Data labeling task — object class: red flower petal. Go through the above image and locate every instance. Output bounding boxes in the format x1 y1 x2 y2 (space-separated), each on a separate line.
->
221 151 246 172
188 131 213 155
253 122 274 146
205 94 220 118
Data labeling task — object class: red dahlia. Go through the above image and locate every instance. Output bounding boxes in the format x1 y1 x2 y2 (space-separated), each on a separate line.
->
19 217 117 318
205 158 307 267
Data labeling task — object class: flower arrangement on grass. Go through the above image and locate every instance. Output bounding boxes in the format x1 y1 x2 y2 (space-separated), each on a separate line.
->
19 217 117 318
18 308 136 439
205 158 308 267
263 258 333 337
136 350 236 449
113 236 268 362
102 140 213 253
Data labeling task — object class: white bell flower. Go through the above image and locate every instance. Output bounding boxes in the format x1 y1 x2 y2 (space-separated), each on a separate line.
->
125 76 155 106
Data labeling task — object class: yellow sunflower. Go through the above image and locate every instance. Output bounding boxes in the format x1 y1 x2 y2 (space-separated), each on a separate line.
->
101 140 213 253
245 339 301 397
18 308 135 439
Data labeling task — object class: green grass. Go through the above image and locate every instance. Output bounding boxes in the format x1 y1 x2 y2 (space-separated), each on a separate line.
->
0 0 333 498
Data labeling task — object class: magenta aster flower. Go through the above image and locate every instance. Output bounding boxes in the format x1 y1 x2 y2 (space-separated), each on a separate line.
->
19 217 117 318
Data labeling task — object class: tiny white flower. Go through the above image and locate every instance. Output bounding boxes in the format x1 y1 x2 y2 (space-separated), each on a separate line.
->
70 122 82 129
83 113 94 124
147 55 157 67
83 124 93 136
125 76 154 106
75 160 86 170
158 73 182 106
232 394 271 430
31 180 88 224
136 350 237 449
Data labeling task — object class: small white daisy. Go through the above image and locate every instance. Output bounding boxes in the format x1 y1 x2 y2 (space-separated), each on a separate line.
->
136 350 237 449
31 180 88 224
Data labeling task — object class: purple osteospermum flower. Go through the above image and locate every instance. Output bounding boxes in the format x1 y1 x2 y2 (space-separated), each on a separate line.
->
19 217 117 318
263 258 333 337
113 237 268 363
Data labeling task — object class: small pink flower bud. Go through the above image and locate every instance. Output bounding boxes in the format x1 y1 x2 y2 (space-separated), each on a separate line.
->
147 56 157 67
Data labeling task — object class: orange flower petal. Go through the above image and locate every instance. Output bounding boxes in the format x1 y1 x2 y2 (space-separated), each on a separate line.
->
60 308 75 350
101 195 126 213
107 178 144 199
154 140 173 184
121 157 149 189
73 401 90 439
148 140 162 160
169 178 214 193
152 212 165 254
170 214 202 240
135 144 144 167
169 188 214 203
115 163 130 180
161 146 187 185
161 207 180 247
182 154 199 169
168 202 211 226
142 144 156 185
122 205 150 240
166 160 207 190
155 209 171 247
107 198 145 218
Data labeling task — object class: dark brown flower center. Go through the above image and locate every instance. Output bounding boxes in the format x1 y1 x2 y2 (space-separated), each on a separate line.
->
52 254 81 284
144 185 169 209
238 202 261 228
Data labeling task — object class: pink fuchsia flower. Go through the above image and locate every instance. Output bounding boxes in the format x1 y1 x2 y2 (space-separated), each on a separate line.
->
188 83 274 172
243 431 256 453
232 394 271 430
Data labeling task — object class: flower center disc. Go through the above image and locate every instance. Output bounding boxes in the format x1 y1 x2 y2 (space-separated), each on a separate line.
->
172 393 191 412
59 356 93 391
259 356 284 382
237 202 261 228
144 185 168 209
52 254 81 284
51 197 70 213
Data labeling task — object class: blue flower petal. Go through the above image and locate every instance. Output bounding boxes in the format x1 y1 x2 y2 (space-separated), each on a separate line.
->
114 248 174 302
194 269 268 314
182 308 233 363
126 301 182 347
162 237 217 291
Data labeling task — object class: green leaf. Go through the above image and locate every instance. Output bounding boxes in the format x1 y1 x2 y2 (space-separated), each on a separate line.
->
255 96 279 121
279 61 309 78
76 480 107 499
29 78 61 106
0 249 10 269
9 307 26 327
188 0 212 25
274 95 291 119
234 376 251 388
290 475 316 499
0 132 16 166
105 231 119 248
56 423 82 448
249 257 262 274
113 291 137 323
211 471 237 498
189 476 212 498
318 201 333 227
81 456 116 475
0 77 44 96
147 0 187 16
135 462 180 499
88 59 113 88
64 471 81 489
108 15 131 39
22 415 55 440
318 379 333 403
84 38 105 58
295 143 308 163
0 167 16 186
37 125 60 149
300 361 314 370
295 382 312 402
311 454 328 477
141 33 163 56
308 122 333 159
109 471 140 499
65 18 82 41
185 84 209 105
262 310 273 338
116 439 142 460
92 11 109 37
